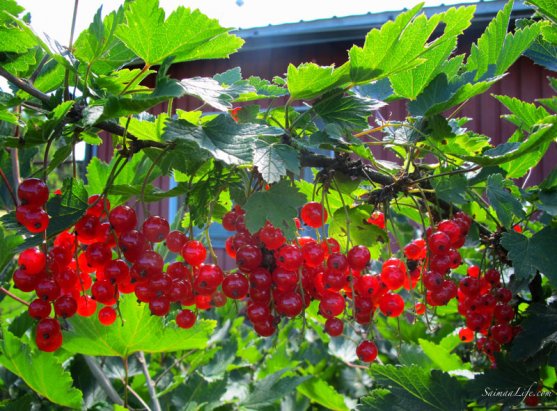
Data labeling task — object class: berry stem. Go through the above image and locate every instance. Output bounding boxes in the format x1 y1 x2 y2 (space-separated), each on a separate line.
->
137 351 162 411
0 166 17 207
0 286 30 306
83 356 124 406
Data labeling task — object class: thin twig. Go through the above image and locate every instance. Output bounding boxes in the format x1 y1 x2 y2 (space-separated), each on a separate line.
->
0 167 17 206
83 356 124 406
0 67 50 104
0 287 30 306
137 351 162 411
123 382 152 411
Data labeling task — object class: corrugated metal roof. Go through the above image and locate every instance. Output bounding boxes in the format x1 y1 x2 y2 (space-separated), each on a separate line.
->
234 0 533 50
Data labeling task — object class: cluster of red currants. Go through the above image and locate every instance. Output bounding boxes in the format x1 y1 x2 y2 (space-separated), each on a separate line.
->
221 203 431 362
15 178 50 233
12 178 226 351
457 265 517 363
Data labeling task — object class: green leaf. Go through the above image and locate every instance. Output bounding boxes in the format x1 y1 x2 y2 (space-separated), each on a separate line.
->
45 178 89 237
100 76 185 119
369 364 467 411
46 145 72 174
73 7 136 75
167 373 227 410
180 77 254 111
313 91 384 130
510 303 557 360
0 327 83 409
252 140 300 184
297 377 349 411
390 6 475 99
430 173 468 204
0 0 24 24
163 115 282 165
408 71 502 116
85 152 155 206
349 4 441 83
466 354 540 407
526 0 557 24
0 24 37 54
240 370 310 409
62 294 216 357
243 180 306 240
361 389 402 411
485 174 525 228
518 19 557 71
115 0 243 66
328 205 388 251
418 338 469 372
0 227 22 272
493 95 550 132
286 62 350 100
466 1 540 79
123 114 168 142
93 68 154 96
500 227 557 284
460 123 557 166
539 189 557 215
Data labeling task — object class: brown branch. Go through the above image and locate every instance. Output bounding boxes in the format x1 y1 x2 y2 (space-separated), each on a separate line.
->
0 67 51 104
0 286 30 306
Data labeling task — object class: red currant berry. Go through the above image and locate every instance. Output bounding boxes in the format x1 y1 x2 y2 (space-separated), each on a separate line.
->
28 298 52 319
13 269 42 293
193 264 224 295
76 295 97 317
133 250 164 279
327 252 348 274
415 302 426 315
319 292 345 318
300 202 328 228
149 296 170 316
404 239 427 260
118 230 148 262
253 316 276 337
142 216 170 243
75 214 100 245
301 242 325 268
249 267 272 289
166 230 188 253
222 273 249 299
53 295 78 318
36 279 61 302
356 340 378 362
18 248 46 275
181 240 207 266
18 178 49 207
109 205 137 234
367 211 385 229
98 306 117 325
274 291 303 317
104 259 129 284
222 210 239 231
16 205 49 233
259 224 285 250
247 302 271 323
236 244 263 271
324 317 344 337
85 242 112 268
176 309 197 329
276 245 303 271
347 245 370 271
86 195 110 218
91 280 117 305
459 327 474 342
379 293 404 317
428 231 451 255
